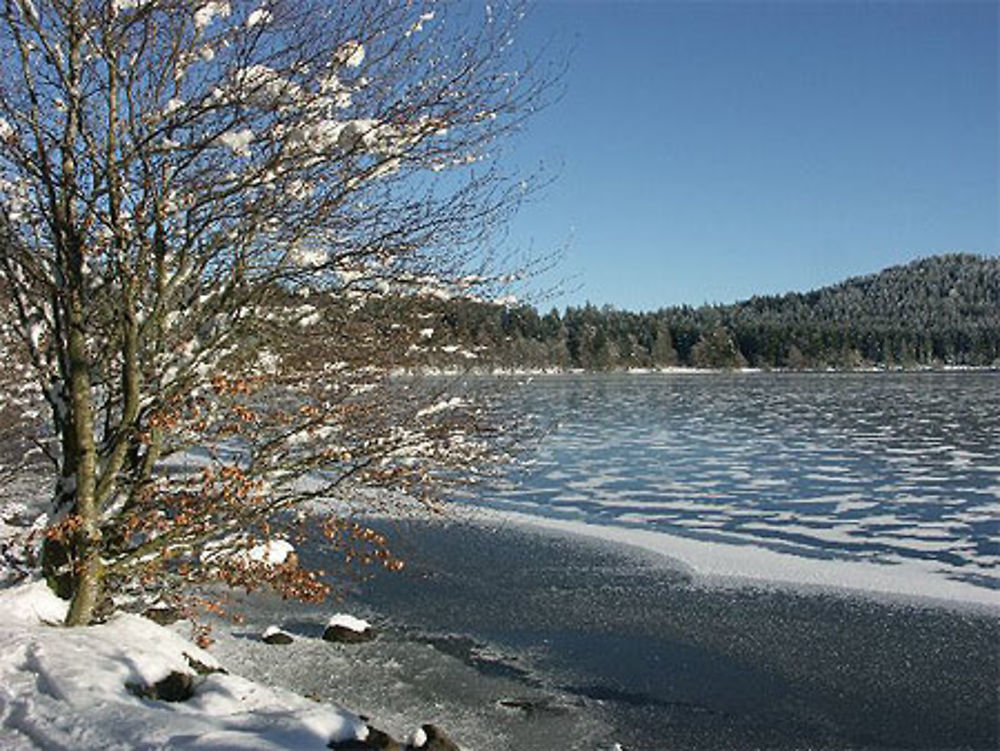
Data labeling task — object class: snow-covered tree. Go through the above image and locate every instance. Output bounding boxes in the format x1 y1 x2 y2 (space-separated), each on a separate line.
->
0 0 549 625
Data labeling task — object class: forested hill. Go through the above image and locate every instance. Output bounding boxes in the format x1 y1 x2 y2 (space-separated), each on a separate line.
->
417 253 1000 370
739 253 1000 332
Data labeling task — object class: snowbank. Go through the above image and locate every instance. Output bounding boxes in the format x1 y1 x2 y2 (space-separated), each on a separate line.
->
0 580 367 750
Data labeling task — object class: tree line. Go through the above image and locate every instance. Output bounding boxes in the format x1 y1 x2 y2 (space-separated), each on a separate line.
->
413 254 1000 370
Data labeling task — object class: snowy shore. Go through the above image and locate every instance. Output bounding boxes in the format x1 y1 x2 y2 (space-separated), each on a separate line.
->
0 578 484 751
0 581 379 750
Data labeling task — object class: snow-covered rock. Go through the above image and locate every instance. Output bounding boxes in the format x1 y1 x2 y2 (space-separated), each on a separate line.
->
329 724 402 750
323 613 374 643
409 723 461 750
262 625 294 645
328 613 370 633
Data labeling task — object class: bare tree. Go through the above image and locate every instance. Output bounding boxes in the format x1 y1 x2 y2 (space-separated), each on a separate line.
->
0 0 550 625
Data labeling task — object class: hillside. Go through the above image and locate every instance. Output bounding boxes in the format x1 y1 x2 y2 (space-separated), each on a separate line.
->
737 253 1000 331
416 253 1000 370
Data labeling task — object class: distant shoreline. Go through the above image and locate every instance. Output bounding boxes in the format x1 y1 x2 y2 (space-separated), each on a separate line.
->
396 364 1000 377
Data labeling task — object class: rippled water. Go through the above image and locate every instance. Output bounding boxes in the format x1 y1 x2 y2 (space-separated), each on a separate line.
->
479 372 1000 592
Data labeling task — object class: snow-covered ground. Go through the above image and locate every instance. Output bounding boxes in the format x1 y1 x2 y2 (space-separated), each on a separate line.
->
0 580 373 750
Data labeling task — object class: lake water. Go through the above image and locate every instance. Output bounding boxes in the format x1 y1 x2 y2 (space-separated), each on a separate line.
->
476 372 1000 600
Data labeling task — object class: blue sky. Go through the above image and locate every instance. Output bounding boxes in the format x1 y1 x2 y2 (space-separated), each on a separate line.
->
504 0 999 311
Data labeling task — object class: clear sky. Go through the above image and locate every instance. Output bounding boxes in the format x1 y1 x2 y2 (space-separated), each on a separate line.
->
504 0 999 311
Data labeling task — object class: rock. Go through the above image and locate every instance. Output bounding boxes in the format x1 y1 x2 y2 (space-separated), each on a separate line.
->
362 727 402 750
125 670 194 702
329 726 402 750
262 626 294 645
322 624 374 643
328 742 372 751
497 697 542 714
183 652 227 675
143 605 183 625
497 695 570 716
322 614 374 643
408 724 460 751
152 671 195 702
244 538 296 566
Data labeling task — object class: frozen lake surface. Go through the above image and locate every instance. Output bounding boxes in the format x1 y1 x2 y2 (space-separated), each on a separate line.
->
473 372 1000 601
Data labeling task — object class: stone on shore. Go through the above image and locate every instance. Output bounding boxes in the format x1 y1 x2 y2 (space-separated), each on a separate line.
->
125 670 194 703
323 613 374 643
328 725 402 750
408 723 460 751
262 625 294 645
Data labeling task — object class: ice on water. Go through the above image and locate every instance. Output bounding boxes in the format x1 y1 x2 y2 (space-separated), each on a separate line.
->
479 373 1000 601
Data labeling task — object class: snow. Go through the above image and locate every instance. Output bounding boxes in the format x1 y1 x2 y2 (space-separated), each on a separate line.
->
246 7 271 27
299 311 321 327
335 41 365 69
405 11 435 37
14 0 38 24
245 538 295 566
194 0 230 30
216 128 255 157
337 119 379 151
0 581 67 626
415 397 465 419
262 625 292 640
284 119 347 154
327 613 370 634
238 64 302 106
27 320 45 351
0 581 367 749
163 97 185 115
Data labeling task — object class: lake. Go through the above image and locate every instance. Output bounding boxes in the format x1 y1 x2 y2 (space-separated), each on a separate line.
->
474 371 1000 602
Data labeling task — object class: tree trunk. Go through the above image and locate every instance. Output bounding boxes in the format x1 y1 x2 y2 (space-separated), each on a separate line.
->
63 349 103 625
63 263 103 626
58 0 104 625
42 412 78 599
65 539 102 625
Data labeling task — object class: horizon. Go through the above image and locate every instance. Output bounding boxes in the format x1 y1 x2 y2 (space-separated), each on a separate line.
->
507 0 999 312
